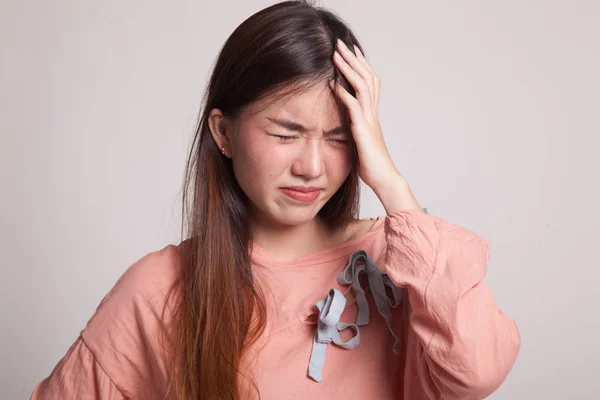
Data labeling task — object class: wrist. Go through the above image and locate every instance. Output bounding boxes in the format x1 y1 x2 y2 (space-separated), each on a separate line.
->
372 171 405 198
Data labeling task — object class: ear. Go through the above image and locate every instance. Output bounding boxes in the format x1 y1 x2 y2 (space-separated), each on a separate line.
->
207 108 232 158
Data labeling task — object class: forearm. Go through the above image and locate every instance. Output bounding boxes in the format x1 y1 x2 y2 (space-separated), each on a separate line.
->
373 172 422 215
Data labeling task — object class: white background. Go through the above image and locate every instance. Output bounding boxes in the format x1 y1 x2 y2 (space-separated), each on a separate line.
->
1 0 599 398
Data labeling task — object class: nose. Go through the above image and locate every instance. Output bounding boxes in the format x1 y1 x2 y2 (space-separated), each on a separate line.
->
290 137 325 179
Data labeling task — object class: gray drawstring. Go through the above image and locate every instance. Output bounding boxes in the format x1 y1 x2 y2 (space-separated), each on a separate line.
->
307 288 361 382
306 250 405 383
338 250 404 354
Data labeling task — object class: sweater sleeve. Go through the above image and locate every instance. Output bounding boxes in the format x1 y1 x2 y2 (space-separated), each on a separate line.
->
30 336 127 399
383 209 520 399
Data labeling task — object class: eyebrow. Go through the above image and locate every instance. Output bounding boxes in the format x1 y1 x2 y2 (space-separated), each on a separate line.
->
266 117 347 135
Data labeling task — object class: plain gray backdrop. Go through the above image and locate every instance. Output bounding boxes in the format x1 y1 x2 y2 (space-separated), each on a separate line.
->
1 0 599 398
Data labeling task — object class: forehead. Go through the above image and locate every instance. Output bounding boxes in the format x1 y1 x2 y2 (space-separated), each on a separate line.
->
241 81 347 129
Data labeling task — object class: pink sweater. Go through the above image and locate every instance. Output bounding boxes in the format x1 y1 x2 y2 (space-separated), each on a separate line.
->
30 209 520 399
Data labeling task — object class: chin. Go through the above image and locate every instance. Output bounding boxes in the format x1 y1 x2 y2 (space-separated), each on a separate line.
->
276 210 319 226
261 204 321 227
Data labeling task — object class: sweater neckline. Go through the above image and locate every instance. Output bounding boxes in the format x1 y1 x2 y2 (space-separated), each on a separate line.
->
249 215 386 268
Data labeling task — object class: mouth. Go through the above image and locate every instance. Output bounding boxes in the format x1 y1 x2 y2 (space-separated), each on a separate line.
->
280 186 322 203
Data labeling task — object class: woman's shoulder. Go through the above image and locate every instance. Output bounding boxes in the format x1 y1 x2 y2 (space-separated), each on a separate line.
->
84 242 184 328
110 243 183 298
341 215 384 242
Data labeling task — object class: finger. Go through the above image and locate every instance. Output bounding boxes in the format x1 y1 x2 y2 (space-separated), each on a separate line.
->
337 41 378 110
353 45 380 111
333 50 374 117
352 45 373 74
337 40 373 84
330 80 366 130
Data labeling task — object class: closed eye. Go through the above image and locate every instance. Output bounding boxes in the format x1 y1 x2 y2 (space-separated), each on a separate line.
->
268 133 349 144
269 134 299 141
327 138 349 144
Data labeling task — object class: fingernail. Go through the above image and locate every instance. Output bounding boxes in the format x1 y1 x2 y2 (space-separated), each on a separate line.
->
333 51 341 61
337 38 346 48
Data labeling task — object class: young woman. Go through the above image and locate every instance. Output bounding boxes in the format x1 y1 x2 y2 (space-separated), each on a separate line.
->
30 1 520 399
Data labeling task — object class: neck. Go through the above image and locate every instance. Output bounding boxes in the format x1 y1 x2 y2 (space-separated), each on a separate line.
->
250 211 339 263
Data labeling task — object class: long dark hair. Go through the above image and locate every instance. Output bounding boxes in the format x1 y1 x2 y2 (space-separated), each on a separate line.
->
159 1 365 399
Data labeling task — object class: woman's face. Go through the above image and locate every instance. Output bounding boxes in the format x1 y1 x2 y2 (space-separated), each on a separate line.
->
225 82 354 227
